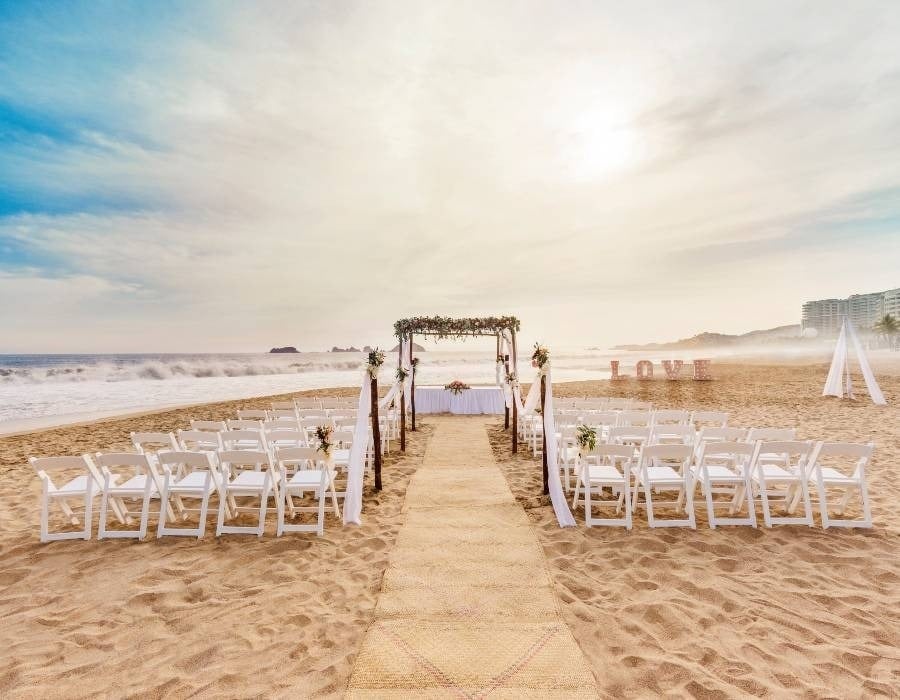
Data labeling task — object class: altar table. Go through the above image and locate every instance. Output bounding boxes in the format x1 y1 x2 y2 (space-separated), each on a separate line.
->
414 385 505 415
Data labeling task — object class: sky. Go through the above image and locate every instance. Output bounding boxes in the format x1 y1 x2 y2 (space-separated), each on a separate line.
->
1 0 899 353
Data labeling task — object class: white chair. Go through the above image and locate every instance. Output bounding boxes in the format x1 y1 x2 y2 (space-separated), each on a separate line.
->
237 409 269 421
630 400 653 410
557 426 580 492
276 447 340 536
156 451 224 538
652 409 690 426
177 429 223 453
190 420 227 432
693 442 756 528
270 408 299 421
618 410 652 427
216 450 280 537
272 401 296 411
750 441 814 528
95 452 168 540
131 431 179 457
606 398 632 410
221 429 267 453
30 455 104 542
265 429 307 458
607 425 652 451
690 410 729 430
572 444 633 528
696 427 749 446
802 442 874 529
632 444 696 528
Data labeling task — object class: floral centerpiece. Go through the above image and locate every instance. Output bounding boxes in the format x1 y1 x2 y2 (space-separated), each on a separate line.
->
576 425 597 455
314 425 333 456
444 380 470 395
531 342 550 369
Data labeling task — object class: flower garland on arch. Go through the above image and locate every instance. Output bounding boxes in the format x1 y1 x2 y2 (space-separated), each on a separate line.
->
393 315 521 340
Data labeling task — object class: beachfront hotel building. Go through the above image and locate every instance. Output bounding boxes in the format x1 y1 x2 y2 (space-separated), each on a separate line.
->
802 287 900 335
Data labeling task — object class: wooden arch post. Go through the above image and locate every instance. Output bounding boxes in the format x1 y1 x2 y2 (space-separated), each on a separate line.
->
399 339 406 452
370 372 382 491
409 336 416 431
511 329 518 454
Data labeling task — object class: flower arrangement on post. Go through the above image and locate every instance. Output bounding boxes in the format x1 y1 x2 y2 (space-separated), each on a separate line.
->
366 348 385 377
531 343 550 370
411 357 419 374
396 366 410 383
576 425 597 456
505 369 517 385
444 380 470 395
314 425 334 456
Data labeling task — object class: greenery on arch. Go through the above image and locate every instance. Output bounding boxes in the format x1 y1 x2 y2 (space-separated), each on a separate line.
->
393 315 521 340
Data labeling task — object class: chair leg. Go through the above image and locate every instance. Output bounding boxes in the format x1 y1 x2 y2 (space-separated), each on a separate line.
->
157 476 171 538
98 490 110 540
316 488 326 537
704 475 717 529
139 485 152 540
816 471 830 528
257 491 269 537
216 488 228 536
197 493 210 539
83 484 94 540
40 491 50 543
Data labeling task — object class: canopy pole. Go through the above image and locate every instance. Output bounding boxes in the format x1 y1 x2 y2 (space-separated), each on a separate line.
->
511 329 518 454
370 374 382 490
410 335 416 431
540 373 548 494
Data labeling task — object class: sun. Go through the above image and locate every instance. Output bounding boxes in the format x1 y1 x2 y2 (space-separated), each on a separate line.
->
562 107 643 181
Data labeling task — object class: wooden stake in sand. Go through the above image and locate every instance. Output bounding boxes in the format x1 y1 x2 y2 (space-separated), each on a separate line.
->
370 374 382 491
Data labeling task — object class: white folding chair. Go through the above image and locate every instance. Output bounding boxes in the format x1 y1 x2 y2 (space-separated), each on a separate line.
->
690 410 729 430
270 408 299 421
272 401 296 412
652 409 690 426
606 398 632 410
95 452 169 540
190 420 227 432
650 424 695 446
30 455 104 542
265 429 307 461
607 425 652 452
696 426 748 446
618 410 652 427
557 426 580 492
276 447 340 536
216 450 280 537
331 430 354 493
750 440 814 527
227 419 262 431
630 401 653 410
693 442 756 528
177 429 223 453
156 451 224 538
131 431 179 457
572 444 633 528
237 409 269 421
632 444 696 528
802 442 874 529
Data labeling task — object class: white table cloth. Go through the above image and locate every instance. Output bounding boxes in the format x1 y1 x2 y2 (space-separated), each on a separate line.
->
414 386 505 415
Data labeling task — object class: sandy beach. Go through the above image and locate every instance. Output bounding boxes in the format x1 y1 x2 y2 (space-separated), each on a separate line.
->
1 362 898 697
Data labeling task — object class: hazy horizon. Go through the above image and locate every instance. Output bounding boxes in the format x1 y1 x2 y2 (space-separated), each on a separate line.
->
2 1 900 353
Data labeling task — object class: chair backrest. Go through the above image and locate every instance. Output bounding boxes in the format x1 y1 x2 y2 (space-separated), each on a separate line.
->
220 429 266 451
190 420 227 432
581 411 619 428
584 443 635 467
320 398 345 409
652 409 690 426
275 446 321 472
606 398 631 410
695 441 755 470
237 409 269 420
617 411 652 427
690 410 729 428
608 425 652 444
300 418 332 433
293 397 321 408
263 418 300 432
271 401 295 411
157 450 215 473
226 419 262 430
94 451 154 474
630 401 653 410
697 427 748 444
177 429 223 452
30 455 102 487
639 443 694 467
131 431 179 454
217 449 273 477
752 440 814 471
747 427 796 442
265 429 306 450
332 430 354 448
810 442 874 478
270 409 298 420
297 408 327 418
651 425 695 445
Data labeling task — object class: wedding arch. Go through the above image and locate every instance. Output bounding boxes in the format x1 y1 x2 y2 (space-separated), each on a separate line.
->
392 315 522 453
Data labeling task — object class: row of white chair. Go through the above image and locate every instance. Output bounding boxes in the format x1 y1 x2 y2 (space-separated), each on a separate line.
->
31 445 349 542
571 440 873 530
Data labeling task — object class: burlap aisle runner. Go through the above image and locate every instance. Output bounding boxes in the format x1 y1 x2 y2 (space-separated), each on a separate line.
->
347 416 599 699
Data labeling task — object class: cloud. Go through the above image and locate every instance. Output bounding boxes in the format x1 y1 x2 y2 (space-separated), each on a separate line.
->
1 0 899 351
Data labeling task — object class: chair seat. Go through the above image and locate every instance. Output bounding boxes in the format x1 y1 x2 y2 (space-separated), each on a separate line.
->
758 465 799 481
702 465 743 481
169 472 214 493
50 475 96 496
229 471 272 490
287 470 325 488
642 466 683 483
817 468 859 484
110 475 156 494
586 465 626 483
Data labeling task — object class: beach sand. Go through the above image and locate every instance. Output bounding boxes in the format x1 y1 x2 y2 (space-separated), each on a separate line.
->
489 362 900 698
1 363 898 697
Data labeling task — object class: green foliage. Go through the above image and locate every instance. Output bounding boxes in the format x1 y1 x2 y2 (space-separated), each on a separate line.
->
393 316 521 340
576 424 597 453
531 342 550 368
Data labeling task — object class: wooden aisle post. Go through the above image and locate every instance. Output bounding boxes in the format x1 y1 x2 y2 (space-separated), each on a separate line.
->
540 372 548 495
409 335 416 431
511 329 518 454
399 340 406 452
370 374 382 491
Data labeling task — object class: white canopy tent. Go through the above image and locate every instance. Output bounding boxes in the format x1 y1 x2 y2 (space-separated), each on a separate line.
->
823 319 886 405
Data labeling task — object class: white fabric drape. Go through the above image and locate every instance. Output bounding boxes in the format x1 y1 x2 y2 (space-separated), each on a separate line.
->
848 320 886 405
541 366 576 527
823 322 848 398
823 320 886 405
342 372 371 525
401 338 412 410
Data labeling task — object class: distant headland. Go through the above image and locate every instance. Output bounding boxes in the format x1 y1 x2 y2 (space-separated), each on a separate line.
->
606 324 802 351
269 346 299 354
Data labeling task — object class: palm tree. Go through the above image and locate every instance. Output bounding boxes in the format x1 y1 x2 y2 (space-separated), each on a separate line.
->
874 314 899 350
